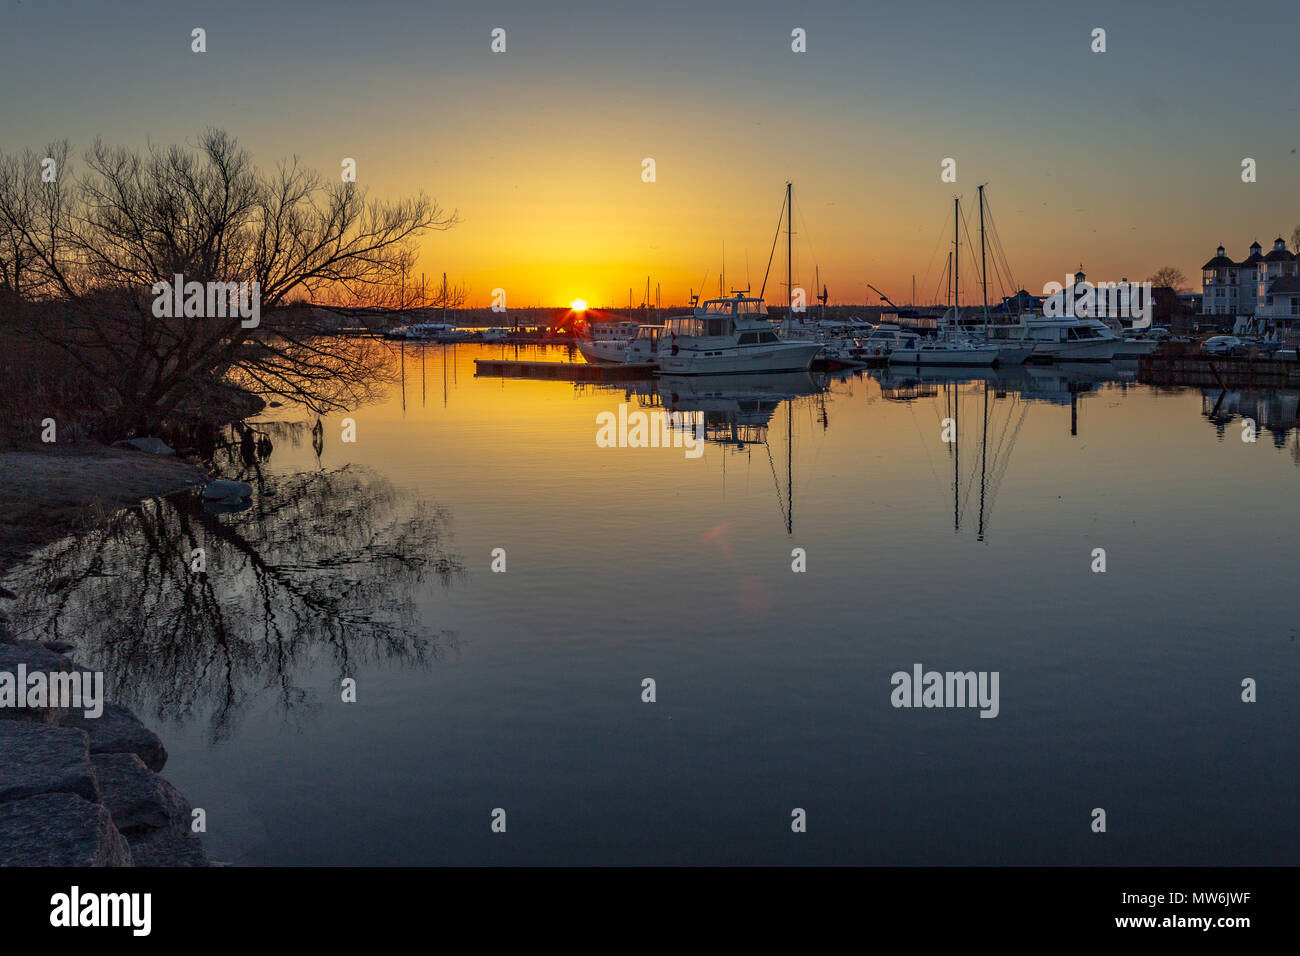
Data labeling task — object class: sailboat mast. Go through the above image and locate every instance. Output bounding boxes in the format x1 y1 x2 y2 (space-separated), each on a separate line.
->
978 380 989 541
787 395 793 535
786 181 793 324
979 184 989 328
953 196 960 321
815 265 821 323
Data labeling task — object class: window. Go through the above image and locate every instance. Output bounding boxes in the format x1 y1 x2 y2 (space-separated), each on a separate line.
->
760 331 778 343
1292 298 1300 316
738 331 759 345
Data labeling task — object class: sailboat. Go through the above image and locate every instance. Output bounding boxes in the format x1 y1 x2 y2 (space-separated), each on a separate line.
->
974 193 1120 363
891 196 1001 366
966 185 1033 365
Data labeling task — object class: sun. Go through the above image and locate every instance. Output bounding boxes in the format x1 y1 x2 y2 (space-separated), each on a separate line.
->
570 298 587 311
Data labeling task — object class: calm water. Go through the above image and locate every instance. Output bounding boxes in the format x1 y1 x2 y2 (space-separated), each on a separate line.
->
8 343 1298 865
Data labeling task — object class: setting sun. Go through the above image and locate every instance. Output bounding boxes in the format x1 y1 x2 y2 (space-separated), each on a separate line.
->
570 299 587 311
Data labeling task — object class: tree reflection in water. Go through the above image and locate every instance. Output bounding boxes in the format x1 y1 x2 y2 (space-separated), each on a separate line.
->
7 451 464 741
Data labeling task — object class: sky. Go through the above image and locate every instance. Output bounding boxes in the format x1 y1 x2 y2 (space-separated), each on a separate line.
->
2 0 1299 308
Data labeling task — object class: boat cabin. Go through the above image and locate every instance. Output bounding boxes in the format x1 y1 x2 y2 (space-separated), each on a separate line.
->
664 294 776 341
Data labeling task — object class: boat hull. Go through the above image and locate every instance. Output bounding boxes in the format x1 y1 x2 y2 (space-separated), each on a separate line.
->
1112 340 1157 357
657 342 822 375
888 347 999 367
576 339 631 364
990 345 1033 365
1030 341 1119 362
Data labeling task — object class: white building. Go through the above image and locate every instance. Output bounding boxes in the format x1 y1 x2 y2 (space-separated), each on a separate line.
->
1255 237 1299 323
1200 245 1243 316
1202 238 1298 327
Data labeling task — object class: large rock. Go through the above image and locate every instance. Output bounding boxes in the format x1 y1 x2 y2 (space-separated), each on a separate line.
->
60 703 167 772
107 763 208 866
0 721 97 804
0 792 132 866
0 641 74 724
92 753 174 831
112 437 176 456
127 822 209 866
0 639 73 672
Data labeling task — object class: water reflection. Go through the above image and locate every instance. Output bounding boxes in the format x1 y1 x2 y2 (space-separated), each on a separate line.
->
586 361 1300 542
589 371 832 534
5 461 464 740
1201 387 1300 453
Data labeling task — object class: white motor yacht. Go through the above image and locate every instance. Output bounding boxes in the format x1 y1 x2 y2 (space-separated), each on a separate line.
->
657 294 822 375
986 313 1122 362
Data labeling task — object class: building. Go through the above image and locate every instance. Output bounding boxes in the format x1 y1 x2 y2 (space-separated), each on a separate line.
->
1201 245 1240 316
1255 238 1299 323
1201 238 1298 329
1000 289 1043 314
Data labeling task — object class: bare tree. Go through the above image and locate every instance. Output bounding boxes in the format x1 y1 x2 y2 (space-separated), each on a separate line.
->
6 459 464 739
1147 266 1187 293
0 130 458 437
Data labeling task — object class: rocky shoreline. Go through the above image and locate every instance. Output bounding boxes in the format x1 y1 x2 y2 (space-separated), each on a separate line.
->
0 424 267 866
1 537 211 867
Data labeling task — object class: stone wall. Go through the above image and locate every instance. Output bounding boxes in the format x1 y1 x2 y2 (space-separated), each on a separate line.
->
0 613 208 867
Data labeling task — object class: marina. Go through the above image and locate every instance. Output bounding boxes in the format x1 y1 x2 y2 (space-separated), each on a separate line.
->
3 0 1297 893
7 341 1297 868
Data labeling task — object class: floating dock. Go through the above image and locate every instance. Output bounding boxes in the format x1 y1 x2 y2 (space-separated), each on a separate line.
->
1139 355 1300 389
474 359 657 381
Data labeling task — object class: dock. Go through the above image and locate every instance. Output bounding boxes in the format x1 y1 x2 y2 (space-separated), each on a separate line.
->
474 359 657 381
1139 354 1300 389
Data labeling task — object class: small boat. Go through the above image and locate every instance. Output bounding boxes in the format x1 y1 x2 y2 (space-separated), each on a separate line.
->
888 334 1000 366
575 319 642 362
858 323 917 357
397 322 473 342
577 325 664 365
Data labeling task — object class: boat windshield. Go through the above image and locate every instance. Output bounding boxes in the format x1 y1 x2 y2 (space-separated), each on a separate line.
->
699 297 766 316
667 316 732 337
